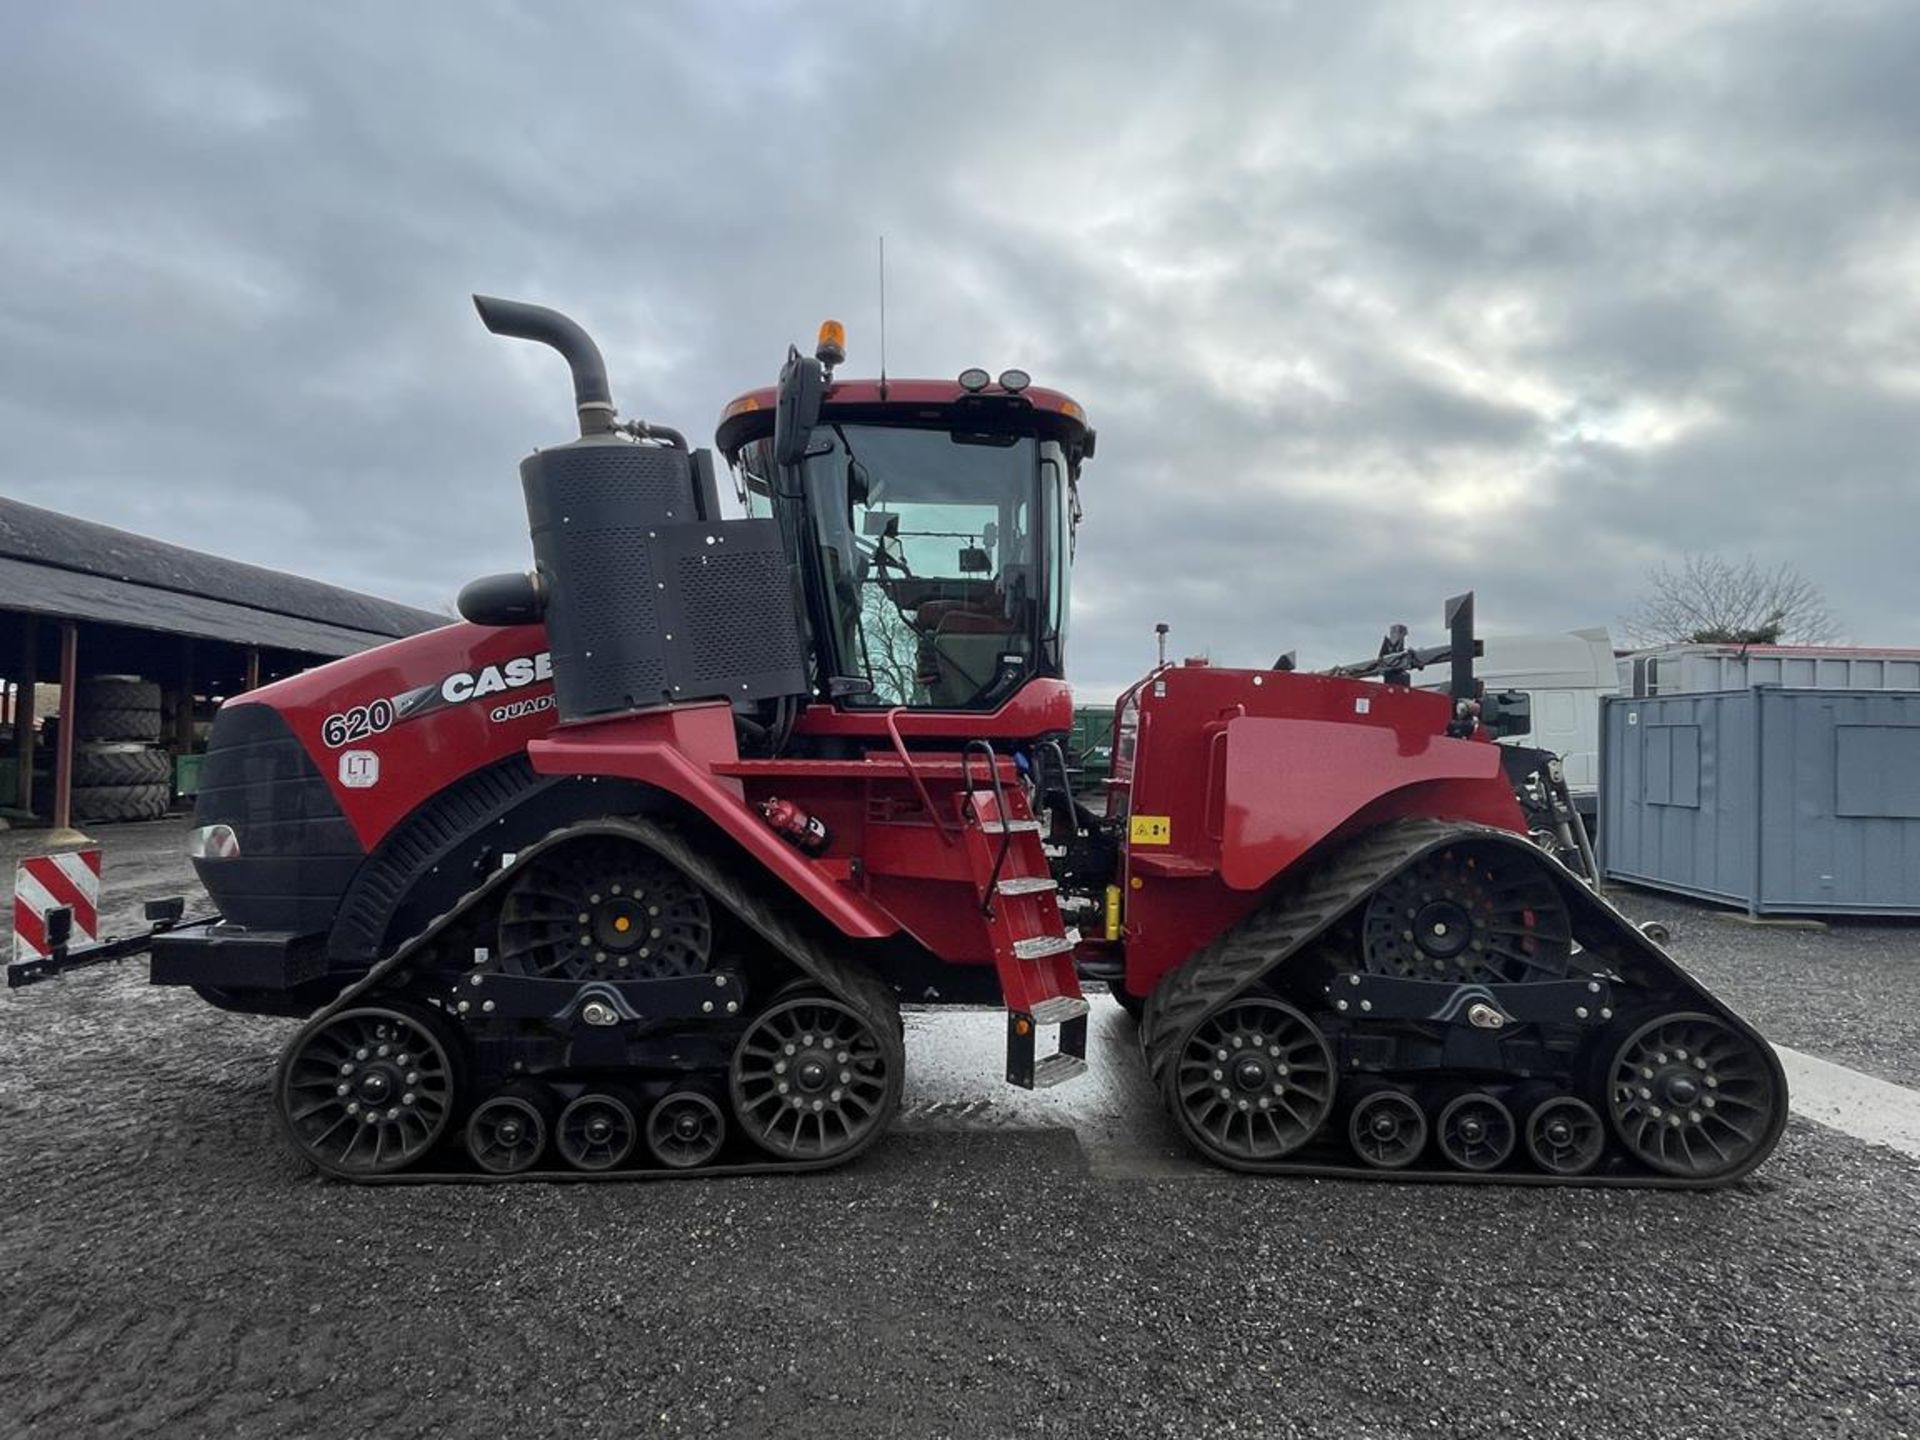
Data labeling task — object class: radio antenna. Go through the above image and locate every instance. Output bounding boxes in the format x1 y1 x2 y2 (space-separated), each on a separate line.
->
878 234 889 400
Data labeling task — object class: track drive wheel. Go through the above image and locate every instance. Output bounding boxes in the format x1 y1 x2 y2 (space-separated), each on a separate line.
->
277 1004 460 1178
646 1092 727 1170
498 839 713 982
731 992 901 1162
1167 998 1335 1166
1361 843 1572 983
1607 1013 1781 1179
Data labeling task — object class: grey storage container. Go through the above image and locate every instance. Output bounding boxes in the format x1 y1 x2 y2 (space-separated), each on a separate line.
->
1600 688 1920 916
1619 645 1920 697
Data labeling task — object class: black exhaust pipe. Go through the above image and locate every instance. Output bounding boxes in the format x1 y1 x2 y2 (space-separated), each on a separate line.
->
472 294 614 436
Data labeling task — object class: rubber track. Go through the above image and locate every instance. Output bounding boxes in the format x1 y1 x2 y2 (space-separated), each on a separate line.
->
1139 817 1789 1189
278 815 903 1184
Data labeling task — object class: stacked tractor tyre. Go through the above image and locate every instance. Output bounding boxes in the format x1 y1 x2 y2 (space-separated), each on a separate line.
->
69 677 172 824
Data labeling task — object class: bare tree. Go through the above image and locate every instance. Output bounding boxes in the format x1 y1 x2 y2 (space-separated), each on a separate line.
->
858 585 923 704
1622 553 1841 647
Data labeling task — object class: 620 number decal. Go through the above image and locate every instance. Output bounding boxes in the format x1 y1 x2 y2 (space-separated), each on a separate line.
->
321 699 395 749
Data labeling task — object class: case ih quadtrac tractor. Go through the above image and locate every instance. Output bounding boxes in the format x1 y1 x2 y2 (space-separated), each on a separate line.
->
13 297 1786 1186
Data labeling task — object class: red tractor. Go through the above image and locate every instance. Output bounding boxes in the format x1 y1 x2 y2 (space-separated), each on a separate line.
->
13 298 1786 1185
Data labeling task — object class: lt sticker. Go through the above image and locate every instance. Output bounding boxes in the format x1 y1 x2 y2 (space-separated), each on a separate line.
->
338 750 380 789
1129 814 1172 846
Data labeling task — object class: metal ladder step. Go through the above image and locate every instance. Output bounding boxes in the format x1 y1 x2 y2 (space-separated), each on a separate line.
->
977 818 1043 835
1032 1053 1089 1089
1029 996 1090 1025
1011 935 1075 961
995 876 1058 897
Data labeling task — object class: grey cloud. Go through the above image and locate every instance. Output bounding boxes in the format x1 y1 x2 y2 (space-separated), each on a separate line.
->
2 0 1915 699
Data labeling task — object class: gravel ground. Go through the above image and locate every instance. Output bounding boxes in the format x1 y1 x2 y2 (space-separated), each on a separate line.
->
1602 884 1920 1090
3 822 1919 1438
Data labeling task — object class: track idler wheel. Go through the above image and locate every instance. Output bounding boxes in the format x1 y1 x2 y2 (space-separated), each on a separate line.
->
465 1086 556 1175
277 1004 459 1177
1168 998 1335 1166
1436 1091 1516 1171
556 1090 640 1171
1607 1013 1782 1179
731 993 900 1162
646 1091 727 1170
1523 1095 1606 1176
1346 1086 1428 1170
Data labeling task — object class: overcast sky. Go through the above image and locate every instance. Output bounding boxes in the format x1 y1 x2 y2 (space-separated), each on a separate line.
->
4 1 1916 697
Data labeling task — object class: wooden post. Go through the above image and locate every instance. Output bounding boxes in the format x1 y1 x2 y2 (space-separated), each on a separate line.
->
15 617 36 814
174 638 196 755
52 620 78 835
243 646 260 693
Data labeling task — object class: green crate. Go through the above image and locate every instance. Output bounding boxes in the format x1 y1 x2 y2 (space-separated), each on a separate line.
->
1069 705 1115 784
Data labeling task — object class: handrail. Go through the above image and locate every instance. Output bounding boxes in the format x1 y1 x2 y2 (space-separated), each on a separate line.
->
962 739 1017 914
884 707 954 844
1034 738 1075 837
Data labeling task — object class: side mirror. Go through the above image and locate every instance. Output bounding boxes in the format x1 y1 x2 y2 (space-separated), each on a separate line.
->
958 546 992 575
879 534 908 570
773 347 826 467
1482 688 1533 739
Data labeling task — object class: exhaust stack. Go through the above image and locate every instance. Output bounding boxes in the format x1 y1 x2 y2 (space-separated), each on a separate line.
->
472 294 615 437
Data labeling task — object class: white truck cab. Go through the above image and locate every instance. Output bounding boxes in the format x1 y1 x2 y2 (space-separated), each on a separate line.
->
1457 628 1618 821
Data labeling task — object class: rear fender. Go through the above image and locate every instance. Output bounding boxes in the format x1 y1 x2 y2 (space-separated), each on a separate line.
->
1218 716 1524 890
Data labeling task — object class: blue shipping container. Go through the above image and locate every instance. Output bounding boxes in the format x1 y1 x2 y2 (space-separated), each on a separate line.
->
1600 688 1920 916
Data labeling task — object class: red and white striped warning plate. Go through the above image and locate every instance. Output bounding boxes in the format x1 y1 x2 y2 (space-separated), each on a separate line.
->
12 849 102 963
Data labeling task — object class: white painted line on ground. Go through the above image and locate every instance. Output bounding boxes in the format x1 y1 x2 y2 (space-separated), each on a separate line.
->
1775 1044 1920 1162
898 1006 1202 1178
899 1008 1920 1175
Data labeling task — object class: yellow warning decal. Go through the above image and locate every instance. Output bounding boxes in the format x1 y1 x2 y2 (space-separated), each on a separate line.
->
1129 814 1172 846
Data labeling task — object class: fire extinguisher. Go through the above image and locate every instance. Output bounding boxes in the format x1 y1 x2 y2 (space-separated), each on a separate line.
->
759 796 831 855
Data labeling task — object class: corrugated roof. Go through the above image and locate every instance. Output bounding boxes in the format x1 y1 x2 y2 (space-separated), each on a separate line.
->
0 495 445 653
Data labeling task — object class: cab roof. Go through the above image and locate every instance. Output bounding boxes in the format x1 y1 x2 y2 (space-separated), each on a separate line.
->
715 377 1090 458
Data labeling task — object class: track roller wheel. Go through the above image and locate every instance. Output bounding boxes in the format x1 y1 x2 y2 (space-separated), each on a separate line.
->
646 1091 727 1170
276 1004 459 1178
465 1087 555 1175
556 1090 640 1171
1346 1086 1428 1170
1523 1095 1606 1176
1607 1013 1781 1179
731 992 899 1162
1436 1091 1516 1171
1168 998 1335 1165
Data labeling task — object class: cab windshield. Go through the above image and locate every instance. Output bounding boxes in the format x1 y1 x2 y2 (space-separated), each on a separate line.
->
739 423 1071 708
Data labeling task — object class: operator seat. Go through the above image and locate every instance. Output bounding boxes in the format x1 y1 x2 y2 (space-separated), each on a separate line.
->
914 563 1032 706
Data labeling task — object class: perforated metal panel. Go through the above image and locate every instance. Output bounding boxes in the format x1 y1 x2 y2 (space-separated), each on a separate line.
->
655 521 807 702
515 438 805 720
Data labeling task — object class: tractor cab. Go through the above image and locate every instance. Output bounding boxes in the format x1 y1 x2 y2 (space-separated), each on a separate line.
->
716 326 1093 714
